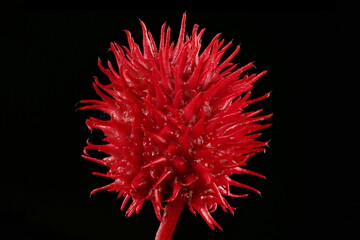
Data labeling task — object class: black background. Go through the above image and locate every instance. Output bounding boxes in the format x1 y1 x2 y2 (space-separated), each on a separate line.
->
3 2 358 240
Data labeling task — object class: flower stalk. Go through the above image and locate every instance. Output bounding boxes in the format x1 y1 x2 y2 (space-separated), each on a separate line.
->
155 196 186 240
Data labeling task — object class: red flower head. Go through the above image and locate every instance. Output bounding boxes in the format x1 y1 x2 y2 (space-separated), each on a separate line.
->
80 13 271 240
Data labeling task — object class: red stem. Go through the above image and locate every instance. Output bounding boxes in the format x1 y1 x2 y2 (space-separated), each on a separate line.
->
155 197 185 240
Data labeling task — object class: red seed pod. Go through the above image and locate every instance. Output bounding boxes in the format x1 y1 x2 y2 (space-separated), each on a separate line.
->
80 13 271 240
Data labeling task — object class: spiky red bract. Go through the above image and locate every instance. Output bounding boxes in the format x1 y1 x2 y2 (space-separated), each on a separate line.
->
81 13 271 238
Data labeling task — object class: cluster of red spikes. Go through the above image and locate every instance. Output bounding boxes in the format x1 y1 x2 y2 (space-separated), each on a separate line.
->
80 13 271 240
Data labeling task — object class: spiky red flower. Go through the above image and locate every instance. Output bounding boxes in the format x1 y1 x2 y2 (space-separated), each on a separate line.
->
80 13 271 240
